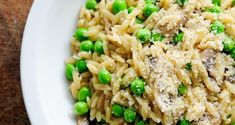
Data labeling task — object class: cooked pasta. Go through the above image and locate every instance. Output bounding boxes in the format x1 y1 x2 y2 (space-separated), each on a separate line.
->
65 0 235 124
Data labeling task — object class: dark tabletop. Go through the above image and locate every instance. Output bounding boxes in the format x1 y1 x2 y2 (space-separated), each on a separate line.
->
0 0 33 125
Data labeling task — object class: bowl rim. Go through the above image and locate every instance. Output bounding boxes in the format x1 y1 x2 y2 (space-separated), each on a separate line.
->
20 0 53 124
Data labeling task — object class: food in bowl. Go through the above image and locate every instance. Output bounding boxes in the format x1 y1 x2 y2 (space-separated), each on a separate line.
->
65 0 235 124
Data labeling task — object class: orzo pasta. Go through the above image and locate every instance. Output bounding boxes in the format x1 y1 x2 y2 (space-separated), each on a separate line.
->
65 0 235 124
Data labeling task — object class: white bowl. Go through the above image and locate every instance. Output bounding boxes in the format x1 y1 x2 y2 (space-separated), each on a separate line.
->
21 0 85 124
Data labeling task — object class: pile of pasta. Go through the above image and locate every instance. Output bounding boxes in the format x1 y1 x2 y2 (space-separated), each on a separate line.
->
66 0 235 124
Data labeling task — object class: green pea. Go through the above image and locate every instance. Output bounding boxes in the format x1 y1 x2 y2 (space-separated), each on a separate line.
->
137 120 147 125
136 28 151 43
233 0 235 6
176 0 188 6
210 21 224 34
75 59 88 73
112 0 127 14
86 0 97 10
124 108 136 123
65 64 74 81
128 6 135 13
223 37 235 52
78 87 91 102
80 40 94 52
98 69 111 84
173 32 184 44
136 17 144 24
212 0 221 6
145 0 155 4
230 48 235 60
112 104 124 117
74 28 88 41
143 3 159 17
207 5 221 13
74 101 89 115
151 33 165 42
178 84 187 96
177 118 190 125
94 40 104 54
131 78 145 96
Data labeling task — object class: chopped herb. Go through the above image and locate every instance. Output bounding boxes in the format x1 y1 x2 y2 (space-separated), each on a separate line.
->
145 0 155 4
136 17 144 24
185 62 192 71
206 5 221 13
137 120 147 125
151 33 165 42
222 37 235 53
98 119 106 124
128 6 135 13
231 48 235 60
212 0 221 6
227 114 232 119
173 32 184 44
210 21 224 34
177 118 190 125
178 83 187 96
176 0 188 6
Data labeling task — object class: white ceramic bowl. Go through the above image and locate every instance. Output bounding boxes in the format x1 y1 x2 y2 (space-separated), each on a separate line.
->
21 0 85 124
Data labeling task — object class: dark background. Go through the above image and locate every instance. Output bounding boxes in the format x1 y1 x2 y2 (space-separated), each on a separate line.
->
0 0 33 124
